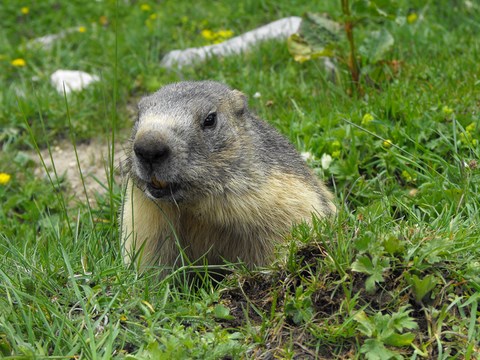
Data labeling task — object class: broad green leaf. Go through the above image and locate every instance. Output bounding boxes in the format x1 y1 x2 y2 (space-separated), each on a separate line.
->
360 339 402 360
213 304 234 320
354 310 375 337
407 274 438 302
359 28 394 63
300 12 341 50
352 255 389 292
390 306 418 331
354 234 372 252
365 273 383 293
285 295 314 325
384 332 416 347
373 312 392 334
351 0 392 19
382 235 405 255
287 12 341 63
287 34 323 63
352 255 374 274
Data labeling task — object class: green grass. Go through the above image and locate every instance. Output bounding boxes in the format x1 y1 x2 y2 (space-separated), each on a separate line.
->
1 0 479 358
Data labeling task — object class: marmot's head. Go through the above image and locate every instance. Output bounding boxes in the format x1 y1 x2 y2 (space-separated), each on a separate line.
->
128 81 250 203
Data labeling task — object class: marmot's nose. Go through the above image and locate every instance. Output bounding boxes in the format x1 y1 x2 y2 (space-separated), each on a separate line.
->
134 137 170 165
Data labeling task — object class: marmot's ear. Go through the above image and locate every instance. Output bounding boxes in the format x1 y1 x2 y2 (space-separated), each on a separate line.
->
231 89 247 115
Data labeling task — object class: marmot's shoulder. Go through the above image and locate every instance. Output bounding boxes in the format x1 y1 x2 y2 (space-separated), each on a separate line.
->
247 113 314 179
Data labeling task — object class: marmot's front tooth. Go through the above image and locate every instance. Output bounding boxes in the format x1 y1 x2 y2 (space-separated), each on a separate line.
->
151 177 168 189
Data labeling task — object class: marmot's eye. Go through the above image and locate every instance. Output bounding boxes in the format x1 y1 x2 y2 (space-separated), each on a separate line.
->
203 112 217 128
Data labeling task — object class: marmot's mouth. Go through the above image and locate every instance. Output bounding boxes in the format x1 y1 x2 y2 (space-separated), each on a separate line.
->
151 176 168 190
146 176 179 199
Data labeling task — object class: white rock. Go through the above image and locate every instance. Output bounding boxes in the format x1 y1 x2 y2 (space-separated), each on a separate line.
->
27 27 81 49
50 70 99 94
161 16 302 68
29 33 65 48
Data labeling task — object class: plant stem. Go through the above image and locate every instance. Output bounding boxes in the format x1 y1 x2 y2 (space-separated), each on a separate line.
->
341 0 360 95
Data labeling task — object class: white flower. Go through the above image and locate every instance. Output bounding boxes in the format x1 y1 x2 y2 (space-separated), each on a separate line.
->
301 152 314 162
321 153 333 169
253 92 261 98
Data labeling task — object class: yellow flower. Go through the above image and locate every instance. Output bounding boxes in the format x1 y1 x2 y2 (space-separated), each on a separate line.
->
383 139 393 148
331 150 341 158
466 122 476 133
201 29 215 41
11 58 26 67
407 13 418 24
460 132 476 146
442 105 453 115
0 173 11 185
331 140 341 149
401 170 413 182
201 29 234 43
140 4 151 11
217 29 234 40
21 6 29 15
78 26 86 33
361 113 374 126
149 13 157 20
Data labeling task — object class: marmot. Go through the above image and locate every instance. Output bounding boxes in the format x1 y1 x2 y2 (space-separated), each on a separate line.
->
121 81 335 272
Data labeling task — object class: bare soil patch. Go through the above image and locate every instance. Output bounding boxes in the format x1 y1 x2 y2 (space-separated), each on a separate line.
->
32 137 128 205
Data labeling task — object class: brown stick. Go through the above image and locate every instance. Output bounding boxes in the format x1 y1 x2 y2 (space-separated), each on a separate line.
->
341 0 361 95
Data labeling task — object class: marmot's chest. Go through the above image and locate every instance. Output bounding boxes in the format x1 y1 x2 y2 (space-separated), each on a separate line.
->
179 213 238 257
178 210 271 266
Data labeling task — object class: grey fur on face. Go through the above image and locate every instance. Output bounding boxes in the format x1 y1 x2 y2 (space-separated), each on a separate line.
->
128 81 250 203
127 80 328 204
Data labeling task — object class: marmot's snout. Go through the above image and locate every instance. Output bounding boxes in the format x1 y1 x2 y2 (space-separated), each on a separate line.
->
134 132 171 167
132 131 183 200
